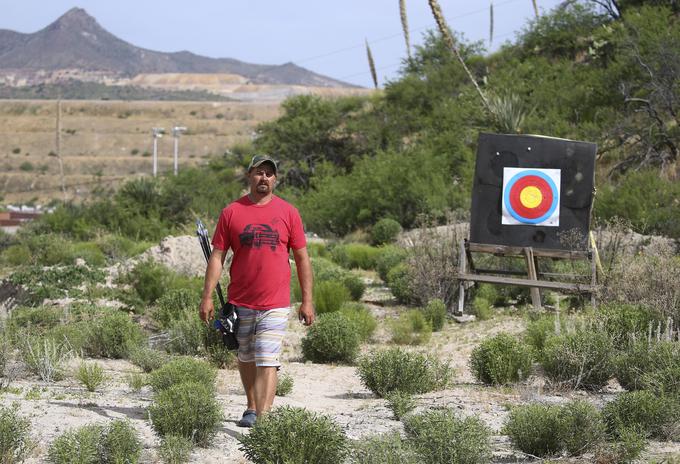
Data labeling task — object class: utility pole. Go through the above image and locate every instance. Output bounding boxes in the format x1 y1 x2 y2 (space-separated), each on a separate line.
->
56 99 67 202
171 126 187 176
152 127 164 177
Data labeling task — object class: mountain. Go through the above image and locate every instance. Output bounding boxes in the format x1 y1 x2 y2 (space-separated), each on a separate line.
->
0 8 354 88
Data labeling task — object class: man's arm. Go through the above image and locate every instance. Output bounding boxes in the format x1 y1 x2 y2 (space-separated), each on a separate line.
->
199 248 226 323
292 246 315 326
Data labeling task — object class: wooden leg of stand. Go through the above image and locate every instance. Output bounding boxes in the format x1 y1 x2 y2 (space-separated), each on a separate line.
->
524 247 542 311
457 240 467 315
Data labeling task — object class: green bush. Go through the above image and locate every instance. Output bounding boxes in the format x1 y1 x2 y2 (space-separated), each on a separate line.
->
602 390 680 441
384 390 416 420
558 400 606 456
422 299 446 331
330 243 381 270
342 274 366 301
1 244 31 266
85 311 145 359
47 420 141 464
375 245 408 282
128 347 169 373
149 357 217 393
148 381 223 446
102 420 142 464
71 242 107 267
9 306 65 332
158 435 193 464
386 263 415 304
165 314 205 356
122 260 196 306
339 302 377 341
301 313 360 364
471 297 493 321
389 310 432 345
276 372 294 396
595 303 663 348
349 432 418 464
48 423 102 464
76 362 106 392
357 348 452 397
474 284 502 306
370 218 402 245
614 340 680 392
504 403 563 457
153 289 197 329
595 426 647 464
469 333 533 385
9 264 106 303
524 313 564 353
21 336 73 382
237 406 347 464
0 404 33 463
404 408 492 464
313 281 351 314
541 329 615 390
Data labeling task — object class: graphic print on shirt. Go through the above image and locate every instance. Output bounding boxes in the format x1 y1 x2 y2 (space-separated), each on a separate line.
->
238 224 279 251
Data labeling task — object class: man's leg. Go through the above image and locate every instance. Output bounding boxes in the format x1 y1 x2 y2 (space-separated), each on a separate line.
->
254 366 278 416
238 360 257 411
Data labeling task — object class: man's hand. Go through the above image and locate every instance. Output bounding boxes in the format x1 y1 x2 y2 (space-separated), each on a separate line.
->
199 297 214 324
298 301 315 326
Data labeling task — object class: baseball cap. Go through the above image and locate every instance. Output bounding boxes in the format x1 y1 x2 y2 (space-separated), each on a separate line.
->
247 154 278 174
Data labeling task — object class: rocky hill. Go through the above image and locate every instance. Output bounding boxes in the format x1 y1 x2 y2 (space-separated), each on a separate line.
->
0 8 355 89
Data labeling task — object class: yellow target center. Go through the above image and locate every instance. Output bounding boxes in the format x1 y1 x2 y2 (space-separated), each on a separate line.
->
520 186 542 209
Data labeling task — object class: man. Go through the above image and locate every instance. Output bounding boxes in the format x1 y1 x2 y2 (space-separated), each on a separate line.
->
199 154 315 428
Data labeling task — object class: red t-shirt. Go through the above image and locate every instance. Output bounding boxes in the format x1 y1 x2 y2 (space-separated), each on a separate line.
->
211 194 306 310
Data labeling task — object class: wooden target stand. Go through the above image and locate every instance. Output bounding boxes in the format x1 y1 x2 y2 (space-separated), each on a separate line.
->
455 239 597 317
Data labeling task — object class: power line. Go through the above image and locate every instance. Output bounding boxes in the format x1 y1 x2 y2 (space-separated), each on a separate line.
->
295 0 524 65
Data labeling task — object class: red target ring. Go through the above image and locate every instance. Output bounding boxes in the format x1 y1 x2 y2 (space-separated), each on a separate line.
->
508 175 554 220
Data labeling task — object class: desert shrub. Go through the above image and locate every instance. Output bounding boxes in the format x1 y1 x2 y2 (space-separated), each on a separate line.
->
309 257 347 281
122 260 198 306
101 420 142 464
9 306 65 332
128 347 169 373
422 298 446 331
9 264 106 303
474 284 502 305
71 242 106 267
85 311 145 359
76 362 106 392
471 297 493 320
404 408 492 464
153 289 197 329
237 406 347 464
504 403 563 457
313 281 351 314
595 425 647 464
370 218 402 245
307 242 328 258
342 274 365 301
357 348 452 397
469 333 533 385
21 336 73 382
339 302 377 341
375 245 408 282
603 390 680 441
595 302 663 348
614 340 680 392
330 243 381 270
384 390 416 420
148 381 223 446
349 432 418 464
94 234 152 261
301 313 360 364
640 364 680 397
47 424 103 464
148 357 217 393
541 328 615 390
389 310 432 345
48 420 141 464
126 373 146 392
44 322 92 355
386 263 415 304
601 252 680 327
558 400 606 456
524 313 564 353
0 404 33 463
276 372 294 396
1 244 31 266
165 314 205 356
158 435 193 464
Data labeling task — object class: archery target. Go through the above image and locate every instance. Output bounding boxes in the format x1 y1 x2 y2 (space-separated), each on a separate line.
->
502 168 560 226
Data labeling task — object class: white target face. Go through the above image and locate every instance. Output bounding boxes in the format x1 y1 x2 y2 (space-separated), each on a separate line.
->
502 168 561 226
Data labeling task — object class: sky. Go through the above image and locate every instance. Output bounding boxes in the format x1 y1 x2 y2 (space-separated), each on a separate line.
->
0 0 566 88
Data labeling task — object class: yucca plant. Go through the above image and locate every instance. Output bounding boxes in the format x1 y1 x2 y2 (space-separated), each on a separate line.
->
488 93 531 134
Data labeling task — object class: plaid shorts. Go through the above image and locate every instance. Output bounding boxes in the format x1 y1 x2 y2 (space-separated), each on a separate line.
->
236 306 289 367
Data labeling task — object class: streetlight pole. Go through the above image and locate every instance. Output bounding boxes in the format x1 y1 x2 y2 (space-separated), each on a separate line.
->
152 127 164 177
172 126 187 176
